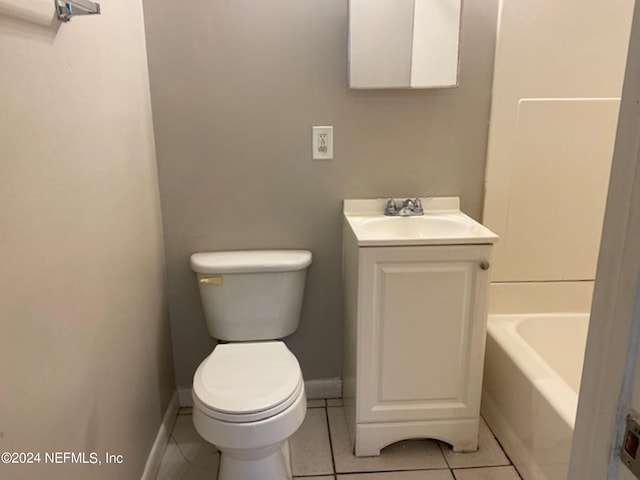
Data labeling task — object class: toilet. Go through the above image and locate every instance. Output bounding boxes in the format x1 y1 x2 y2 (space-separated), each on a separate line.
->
189 250 312 480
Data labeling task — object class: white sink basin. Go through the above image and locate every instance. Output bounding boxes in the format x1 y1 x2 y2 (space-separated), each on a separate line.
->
357 215 474 238
344 197 498 246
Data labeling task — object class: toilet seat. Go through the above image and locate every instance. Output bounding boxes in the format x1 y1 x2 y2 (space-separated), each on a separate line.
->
193 341 303 423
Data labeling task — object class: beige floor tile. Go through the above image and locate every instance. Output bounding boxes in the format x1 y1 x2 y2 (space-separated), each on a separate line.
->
328 407 448 473
182 452 220 480
308 399 327 408
440 418 509 468
293 477 335 480
155 438 191 480
178 407 193 415
172 415 218 461
337 470 454 480
290 407 334 476
327 398 343 407
452 466 521 480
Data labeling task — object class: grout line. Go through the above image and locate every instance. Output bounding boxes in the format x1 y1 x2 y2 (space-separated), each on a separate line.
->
179 464 192 480
328 468 455 475
163 433 193 480
480 415 521 474
436 441 452 470
452 465 518 470
491 279 594 284
293 475 335 478
323 404 338 475
450 465 524 480
170 434 192 465
307 399 327 409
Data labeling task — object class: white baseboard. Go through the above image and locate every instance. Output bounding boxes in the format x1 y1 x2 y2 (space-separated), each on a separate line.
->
176 377 342 408
141 391 180 480
305 378 343 399
178 387 193 407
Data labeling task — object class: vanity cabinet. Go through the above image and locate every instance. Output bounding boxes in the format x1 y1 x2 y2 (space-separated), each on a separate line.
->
342 226 493 456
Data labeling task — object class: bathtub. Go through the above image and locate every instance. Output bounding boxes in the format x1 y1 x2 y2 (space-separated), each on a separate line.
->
481 313 589 480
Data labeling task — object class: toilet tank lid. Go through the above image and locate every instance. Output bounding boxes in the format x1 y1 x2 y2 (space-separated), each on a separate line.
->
190 250 312 274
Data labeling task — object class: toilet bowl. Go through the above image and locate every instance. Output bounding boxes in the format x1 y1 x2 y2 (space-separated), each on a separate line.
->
189 249 312 480
190 250 312 479
192 341 307 480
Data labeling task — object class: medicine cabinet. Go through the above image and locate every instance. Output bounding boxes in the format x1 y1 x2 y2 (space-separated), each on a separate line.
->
348 0 462 89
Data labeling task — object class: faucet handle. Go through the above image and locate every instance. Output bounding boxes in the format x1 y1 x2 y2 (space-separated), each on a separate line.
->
402 198 415 209
413 197 423 214
379 197 397 216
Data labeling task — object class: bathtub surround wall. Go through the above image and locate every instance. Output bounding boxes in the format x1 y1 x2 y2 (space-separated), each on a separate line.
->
143 0 499 391
0 1 175 479
483 0 633 313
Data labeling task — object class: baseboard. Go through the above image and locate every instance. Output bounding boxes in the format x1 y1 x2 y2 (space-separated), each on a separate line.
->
178 387 193 407
140 391 179 480
305 378 342 399
175 377 342 408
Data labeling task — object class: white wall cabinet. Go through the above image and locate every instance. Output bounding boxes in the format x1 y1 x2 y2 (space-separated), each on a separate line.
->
343 232 493 455
348 0 462 89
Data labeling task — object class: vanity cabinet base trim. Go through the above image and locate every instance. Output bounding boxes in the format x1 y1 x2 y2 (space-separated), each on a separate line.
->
355 417 480 456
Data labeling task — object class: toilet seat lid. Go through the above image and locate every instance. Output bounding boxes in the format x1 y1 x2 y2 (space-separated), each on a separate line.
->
193 341 302 421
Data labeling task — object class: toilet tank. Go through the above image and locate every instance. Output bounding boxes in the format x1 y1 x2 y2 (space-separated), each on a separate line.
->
190 250 312 341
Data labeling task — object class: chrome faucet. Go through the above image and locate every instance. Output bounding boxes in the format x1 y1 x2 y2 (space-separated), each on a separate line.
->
383 198 424 216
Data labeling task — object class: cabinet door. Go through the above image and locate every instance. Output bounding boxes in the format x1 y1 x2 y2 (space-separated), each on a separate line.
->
348 0 462 88
357 245 491 423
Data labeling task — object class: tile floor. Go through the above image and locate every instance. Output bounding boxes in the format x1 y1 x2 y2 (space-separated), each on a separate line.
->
155 399 522 480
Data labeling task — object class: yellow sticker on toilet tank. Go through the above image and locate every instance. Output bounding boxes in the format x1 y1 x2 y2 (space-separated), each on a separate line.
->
199 276 223 285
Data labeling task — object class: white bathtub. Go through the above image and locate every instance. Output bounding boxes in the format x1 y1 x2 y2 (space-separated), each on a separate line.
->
481 313 589 480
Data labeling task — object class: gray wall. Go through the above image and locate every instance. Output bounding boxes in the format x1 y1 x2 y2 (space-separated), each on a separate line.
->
0 1 175 478
143 0 498 388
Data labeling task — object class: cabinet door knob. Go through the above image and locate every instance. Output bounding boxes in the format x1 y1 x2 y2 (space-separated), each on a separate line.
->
480 261 490 270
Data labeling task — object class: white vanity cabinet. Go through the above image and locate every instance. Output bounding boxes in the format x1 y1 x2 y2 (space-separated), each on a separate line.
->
342 198 497 456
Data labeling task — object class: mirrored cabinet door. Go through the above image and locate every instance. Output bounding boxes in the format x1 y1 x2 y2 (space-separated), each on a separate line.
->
349 0 462 89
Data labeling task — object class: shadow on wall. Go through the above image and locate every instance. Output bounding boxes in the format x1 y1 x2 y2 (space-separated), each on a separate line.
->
0 1 62 39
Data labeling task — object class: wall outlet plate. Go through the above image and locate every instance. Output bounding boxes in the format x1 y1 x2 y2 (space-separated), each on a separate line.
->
312 126 333 160
621 410 640 478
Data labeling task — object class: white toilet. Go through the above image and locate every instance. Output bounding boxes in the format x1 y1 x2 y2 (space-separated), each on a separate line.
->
189 250 312 480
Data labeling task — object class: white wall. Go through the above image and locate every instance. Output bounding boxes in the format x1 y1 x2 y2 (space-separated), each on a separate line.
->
0 1 175 478
484 0 633 313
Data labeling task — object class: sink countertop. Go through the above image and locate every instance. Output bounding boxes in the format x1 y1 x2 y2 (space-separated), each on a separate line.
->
344 197 499 247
